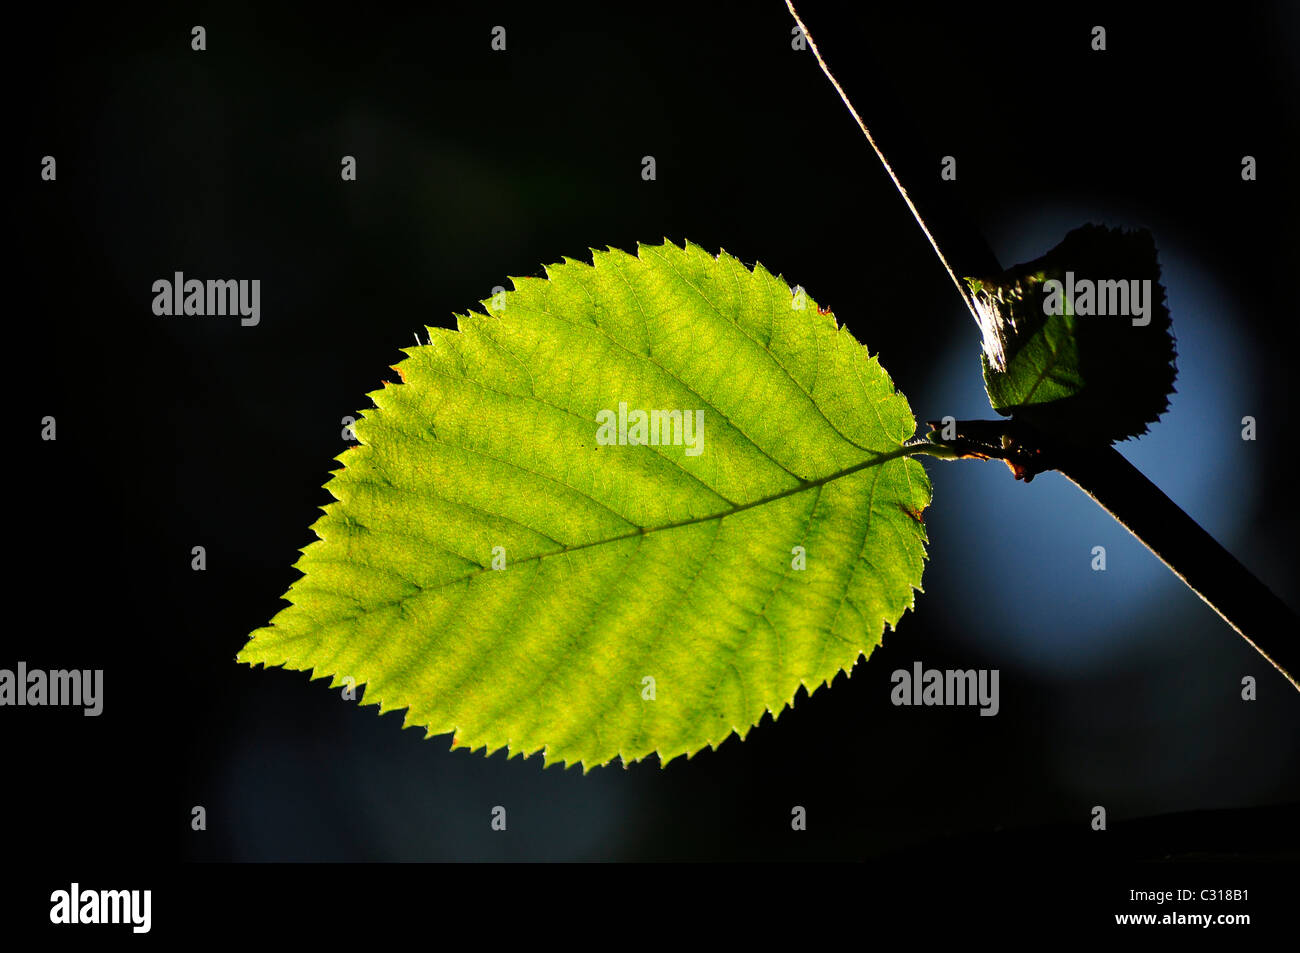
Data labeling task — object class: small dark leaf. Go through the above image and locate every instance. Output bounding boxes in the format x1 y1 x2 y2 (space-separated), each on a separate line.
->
967 224 1177 445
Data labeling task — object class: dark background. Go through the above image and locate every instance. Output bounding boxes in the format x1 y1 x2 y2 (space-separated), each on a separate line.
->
11 0 1299 871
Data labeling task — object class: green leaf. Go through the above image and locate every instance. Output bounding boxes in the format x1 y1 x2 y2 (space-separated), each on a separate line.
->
968 224 1177 444
239 241 930 769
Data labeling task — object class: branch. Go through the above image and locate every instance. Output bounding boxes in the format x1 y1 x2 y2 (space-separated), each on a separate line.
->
921 421 1300 691
1059 446 1300 690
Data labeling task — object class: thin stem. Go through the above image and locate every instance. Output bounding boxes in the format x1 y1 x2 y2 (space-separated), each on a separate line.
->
785 0 986 322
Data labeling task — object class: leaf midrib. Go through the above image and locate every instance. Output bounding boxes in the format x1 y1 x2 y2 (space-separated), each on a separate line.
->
326 444 920 609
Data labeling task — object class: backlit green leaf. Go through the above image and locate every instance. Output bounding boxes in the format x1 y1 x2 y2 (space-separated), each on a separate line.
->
239 241 930 769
